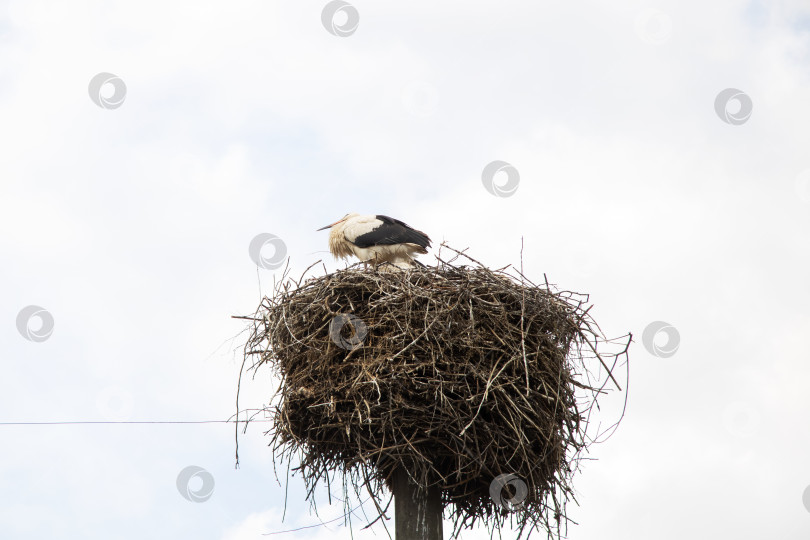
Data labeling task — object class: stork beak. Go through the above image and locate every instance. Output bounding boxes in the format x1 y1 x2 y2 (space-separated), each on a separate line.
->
317 214 350 231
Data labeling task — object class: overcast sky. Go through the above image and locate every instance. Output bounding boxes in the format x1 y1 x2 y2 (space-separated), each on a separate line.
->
2 0 810 538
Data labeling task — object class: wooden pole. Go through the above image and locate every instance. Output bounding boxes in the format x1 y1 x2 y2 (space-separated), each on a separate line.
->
393 468 443 540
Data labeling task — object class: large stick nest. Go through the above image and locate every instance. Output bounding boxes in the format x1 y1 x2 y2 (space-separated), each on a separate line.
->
244 248 628 539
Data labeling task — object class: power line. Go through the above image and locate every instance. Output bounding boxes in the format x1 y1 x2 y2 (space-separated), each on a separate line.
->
263 496 377 536
1 417 383 537
263 513 348 536
0 407 275 426
0 419 273 426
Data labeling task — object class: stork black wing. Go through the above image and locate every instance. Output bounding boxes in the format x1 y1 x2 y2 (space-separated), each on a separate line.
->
352 215 432 249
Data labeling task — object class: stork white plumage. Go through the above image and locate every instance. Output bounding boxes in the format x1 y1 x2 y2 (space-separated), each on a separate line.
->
317 213 432 269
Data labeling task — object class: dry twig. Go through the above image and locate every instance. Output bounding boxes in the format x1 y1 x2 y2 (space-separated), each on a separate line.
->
243 247 629 539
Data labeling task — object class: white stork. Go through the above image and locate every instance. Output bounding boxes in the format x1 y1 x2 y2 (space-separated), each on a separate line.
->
317 213 432 269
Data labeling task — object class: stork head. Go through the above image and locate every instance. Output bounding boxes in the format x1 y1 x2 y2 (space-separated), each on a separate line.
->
317 213 358 231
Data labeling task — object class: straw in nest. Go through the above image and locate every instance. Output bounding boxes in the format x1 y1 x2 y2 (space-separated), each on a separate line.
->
242 247 629 539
